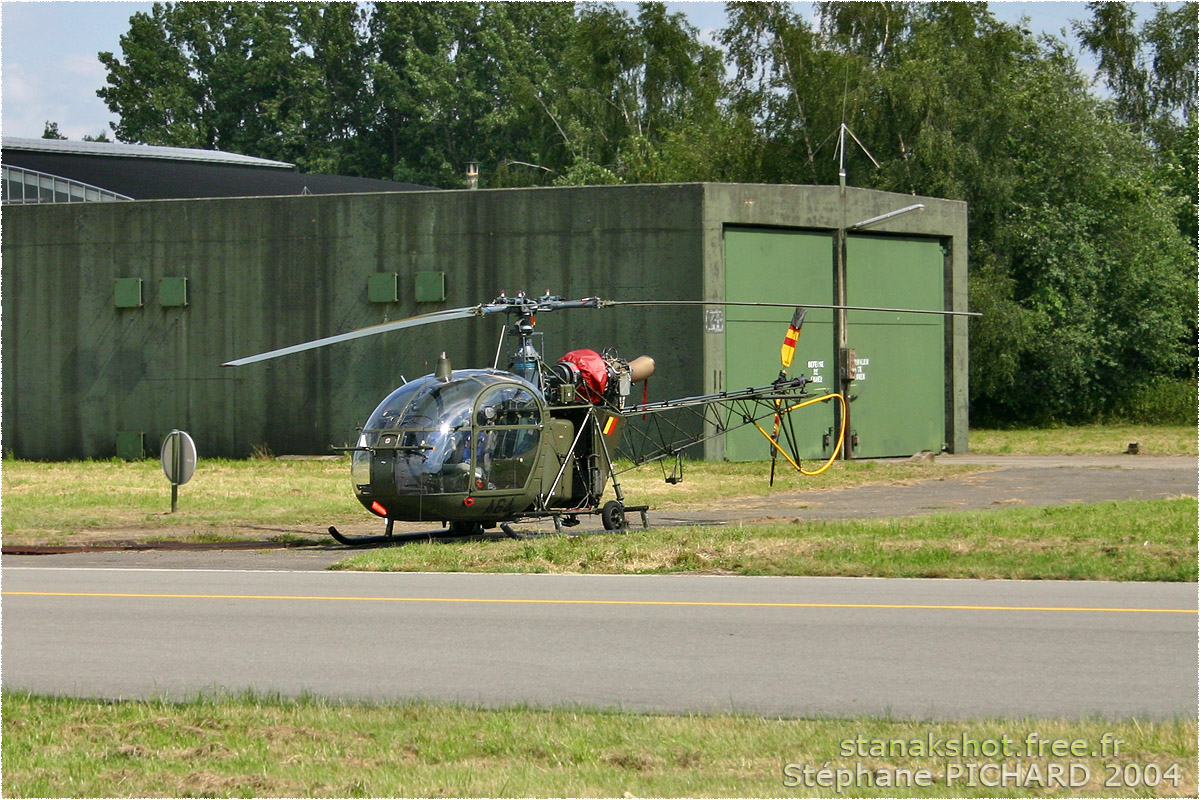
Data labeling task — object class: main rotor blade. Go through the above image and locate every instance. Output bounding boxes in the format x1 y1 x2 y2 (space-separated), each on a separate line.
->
599 299 980 317
221 305 494 367
222 293 978 368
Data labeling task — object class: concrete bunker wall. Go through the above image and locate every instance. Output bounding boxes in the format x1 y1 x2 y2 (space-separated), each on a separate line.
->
698 184 969 459
2 182 967 461
2 185 706 459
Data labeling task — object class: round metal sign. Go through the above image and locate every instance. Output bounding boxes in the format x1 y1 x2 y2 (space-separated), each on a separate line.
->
160 430 197 486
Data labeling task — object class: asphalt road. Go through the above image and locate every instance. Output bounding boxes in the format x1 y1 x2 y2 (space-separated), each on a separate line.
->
3 567 1195 719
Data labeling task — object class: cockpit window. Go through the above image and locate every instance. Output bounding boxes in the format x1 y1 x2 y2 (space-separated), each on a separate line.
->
354 371 543 496
364 379 476 433
473 385 542 490
475 385 541 427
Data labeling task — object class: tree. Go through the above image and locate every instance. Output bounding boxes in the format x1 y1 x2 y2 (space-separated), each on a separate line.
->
720 2 847 184
283 2 376 177
367 2 580 187
719 1 1194 423
98 2 307 160
968 51 1194 422
92 1 1192 422
556 2 723 184
1074 2 1197 131
1074 2 1198 246
40 121 109 142
94 2 721 187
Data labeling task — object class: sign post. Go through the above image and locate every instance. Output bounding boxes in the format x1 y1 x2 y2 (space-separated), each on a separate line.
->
160 430 197 513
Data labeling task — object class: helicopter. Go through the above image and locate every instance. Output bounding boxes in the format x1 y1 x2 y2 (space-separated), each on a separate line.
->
222 291 970 544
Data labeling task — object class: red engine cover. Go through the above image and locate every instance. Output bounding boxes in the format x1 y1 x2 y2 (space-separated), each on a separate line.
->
558 349 609 404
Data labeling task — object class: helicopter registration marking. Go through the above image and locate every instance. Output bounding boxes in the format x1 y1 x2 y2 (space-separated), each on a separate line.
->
3 592 1193 615
479 496 517 514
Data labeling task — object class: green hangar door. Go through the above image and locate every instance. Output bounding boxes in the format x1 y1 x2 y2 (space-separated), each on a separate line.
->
845 234 946 458
723 227 835 462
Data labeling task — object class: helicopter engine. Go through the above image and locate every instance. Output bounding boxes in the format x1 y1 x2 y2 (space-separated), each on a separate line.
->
552 349 655 406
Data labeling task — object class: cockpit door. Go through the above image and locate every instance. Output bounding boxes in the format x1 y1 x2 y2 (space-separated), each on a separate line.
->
472 384 543 491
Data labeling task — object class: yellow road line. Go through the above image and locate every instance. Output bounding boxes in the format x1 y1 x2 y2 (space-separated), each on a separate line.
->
2 591 1194 614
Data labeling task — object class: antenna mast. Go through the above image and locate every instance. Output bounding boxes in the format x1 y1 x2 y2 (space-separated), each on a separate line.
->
833 71 880 194
835 123 881 195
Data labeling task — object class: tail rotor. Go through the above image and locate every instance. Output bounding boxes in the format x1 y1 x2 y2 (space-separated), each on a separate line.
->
770 308 806 485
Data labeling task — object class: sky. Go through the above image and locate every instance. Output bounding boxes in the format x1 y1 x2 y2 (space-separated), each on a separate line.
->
0 1 1156 142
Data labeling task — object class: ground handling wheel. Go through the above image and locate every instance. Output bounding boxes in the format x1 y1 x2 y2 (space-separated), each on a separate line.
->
601 500 628 531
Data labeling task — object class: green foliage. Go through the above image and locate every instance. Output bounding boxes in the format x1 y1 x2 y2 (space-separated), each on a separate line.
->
366 2 581 187
8 692 1194 798
965 53 1195 423
1075 1 1197 130
552 158 622 187
97 1 721 188
1072 2 1198 250
548 2 725 185
1107 378 1199 426
334 498 1199 582
40 120 67 139
98 3 304 157
719 2 1196 425
95 1 1197 425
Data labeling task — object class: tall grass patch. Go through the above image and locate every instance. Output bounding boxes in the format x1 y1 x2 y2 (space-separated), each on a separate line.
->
969 425 1197 455
1108 378 1198 426
0 458 355 545
3 692 1195 797
334 498 1198 582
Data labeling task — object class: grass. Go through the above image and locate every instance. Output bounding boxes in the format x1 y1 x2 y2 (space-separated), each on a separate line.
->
331 498 1198 581
610 457 982 509
1 424 1193 578
0 456 982 546
0 457 354 546
969 425 1197 456
3 691 1195 798
4 427 1195 797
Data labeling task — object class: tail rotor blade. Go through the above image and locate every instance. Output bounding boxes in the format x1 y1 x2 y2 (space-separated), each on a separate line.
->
779 307 806 369
771 306 806 484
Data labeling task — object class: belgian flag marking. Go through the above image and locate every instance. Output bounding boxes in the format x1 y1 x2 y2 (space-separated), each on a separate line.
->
602 416 619 436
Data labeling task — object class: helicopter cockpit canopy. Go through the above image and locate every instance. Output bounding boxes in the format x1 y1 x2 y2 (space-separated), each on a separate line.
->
353 369 545 499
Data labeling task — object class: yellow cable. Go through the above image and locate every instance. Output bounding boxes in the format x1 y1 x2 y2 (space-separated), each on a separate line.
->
754 393 847 476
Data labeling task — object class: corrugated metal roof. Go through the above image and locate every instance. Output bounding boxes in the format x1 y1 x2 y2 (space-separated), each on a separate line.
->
2 147 431 200
1 136 295 170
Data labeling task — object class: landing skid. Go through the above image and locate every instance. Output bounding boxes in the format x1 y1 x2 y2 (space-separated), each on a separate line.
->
327 525 433 547
329 501 650 546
